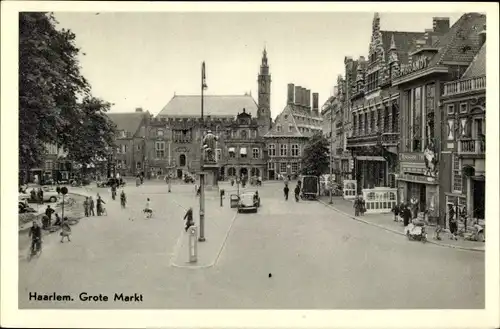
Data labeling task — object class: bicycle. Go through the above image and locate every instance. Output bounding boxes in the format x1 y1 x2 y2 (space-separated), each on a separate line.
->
28 238 42 261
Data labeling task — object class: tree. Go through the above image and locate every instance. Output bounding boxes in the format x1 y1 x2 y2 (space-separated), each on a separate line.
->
64 97 117 173
301 132 329 177
19 12 115 180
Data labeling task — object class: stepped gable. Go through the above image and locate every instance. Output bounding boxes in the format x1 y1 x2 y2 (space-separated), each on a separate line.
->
157 95 258 118
106 111 147 135
264 105 303 138
381 31 424 65
462 42 486 78
428 13 486 67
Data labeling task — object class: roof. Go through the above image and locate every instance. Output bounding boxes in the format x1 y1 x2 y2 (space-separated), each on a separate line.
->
381 31 425 65
106 112 146 135
462 42 486 78
264 106 304 138
428 13 486 67
157 95 258 118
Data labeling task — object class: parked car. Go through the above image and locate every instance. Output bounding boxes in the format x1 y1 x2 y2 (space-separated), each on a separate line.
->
24 186 59 203
237 192 260 213
299 175 319 200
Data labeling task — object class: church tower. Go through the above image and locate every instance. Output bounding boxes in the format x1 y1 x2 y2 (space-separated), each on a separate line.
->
257 47 272 136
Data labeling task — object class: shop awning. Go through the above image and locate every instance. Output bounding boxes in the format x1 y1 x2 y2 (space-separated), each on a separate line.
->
228 147 235 153
240 147 247 155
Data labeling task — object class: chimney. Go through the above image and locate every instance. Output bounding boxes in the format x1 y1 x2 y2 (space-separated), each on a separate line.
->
305 89 311 110
287 83 295 104
294 86 301 106
300 87 306 108
433 17 450 35
135 107 143 112
479 24 486 47
312 93 319 114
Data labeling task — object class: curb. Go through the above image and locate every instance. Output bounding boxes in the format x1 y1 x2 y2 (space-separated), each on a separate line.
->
318 199 485 253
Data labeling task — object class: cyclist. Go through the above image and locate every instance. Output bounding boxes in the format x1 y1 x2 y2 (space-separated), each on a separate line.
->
28 221 42 254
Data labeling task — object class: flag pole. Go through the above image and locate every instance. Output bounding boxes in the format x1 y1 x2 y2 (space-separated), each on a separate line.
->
199 61 206 242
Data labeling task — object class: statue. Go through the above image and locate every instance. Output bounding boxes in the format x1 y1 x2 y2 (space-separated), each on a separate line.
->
202 130 218 163
423 141 438 177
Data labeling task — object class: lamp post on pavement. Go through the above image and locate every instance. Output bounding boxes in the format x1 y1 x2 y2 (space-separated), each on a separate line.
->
199 61 208 242
329 103 334 204
167 140 172 193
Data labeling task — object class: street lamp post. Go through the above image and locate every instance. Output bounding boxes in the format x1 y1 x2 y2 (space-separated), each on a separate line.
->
199 61 208 242
167 140 172 193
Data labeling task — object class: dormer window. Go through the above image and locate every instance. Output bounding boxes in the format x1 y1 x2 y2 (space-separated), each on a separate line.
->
276 124 282 132
157 129 164 137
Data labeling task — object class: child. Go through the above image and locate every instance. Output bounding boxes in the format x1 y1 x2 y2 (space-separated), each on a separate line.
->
144 198 153 218
60 217 71 243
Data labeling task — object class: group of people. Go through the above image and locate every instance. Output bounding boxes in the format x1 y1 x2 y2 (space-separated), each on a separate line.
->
29 187 45 204
282 180 301 202
83 194 107 216
353 195 366 216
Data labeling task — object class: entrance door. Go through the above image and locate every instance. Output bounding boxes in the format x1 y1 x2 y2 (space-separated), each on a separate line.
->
177 169 183 179
419 184 426 212
268 170 275 180
240 167 248 178
219 167 225 181
179 154 186 167
473 179 485 219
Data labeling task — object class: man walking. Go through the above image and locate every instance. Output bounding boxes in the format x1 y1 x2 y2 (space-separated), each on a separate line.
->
283 184 289 201
45 205 55 221
294 184 300 202
89 196 95 216
83 197 90 217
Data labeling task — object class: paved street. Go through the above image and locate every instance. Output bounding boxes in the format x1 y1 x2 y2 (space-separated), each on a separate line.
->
19 181 484 309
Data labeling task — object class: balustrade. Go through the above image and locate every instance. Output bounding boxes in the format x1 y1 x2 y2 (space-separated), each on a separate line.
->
444 76 486 96
458 139 485 155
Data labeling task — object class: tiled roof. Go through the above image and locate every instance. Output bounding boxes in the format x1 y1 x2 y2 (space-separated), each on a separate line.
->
381 31 424 65
462 42 486 78
264 105 304 138
157 95 258 118
429 13 486 67
106 112 146 136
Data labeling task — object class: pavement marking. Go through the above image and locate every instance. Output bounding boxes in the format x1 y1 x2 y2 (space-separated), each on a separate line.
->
212 209 239 267
318 199 485 253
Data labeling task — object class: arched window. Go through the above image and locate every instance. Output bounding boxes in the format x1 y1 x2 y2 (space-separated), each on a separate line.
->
179 154 186 167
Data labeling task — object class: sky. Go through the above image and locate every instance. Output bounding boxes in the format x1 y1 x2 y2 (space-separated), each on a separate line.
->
53 11 463 119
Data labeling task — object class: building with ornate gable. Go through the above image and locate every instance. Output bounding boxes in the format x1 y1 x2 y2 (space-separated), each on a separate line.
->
440 32 486 224
392 12 486 224
136 49 272 180
263 83 323 180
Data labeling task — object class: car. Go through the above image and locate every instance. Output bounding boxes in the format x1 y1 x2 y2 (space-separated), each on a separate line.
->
24 186 59 203
237 192 259 213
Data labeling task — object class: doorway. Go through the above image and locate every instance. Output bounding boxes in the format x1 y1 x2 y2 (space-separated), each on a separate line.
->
177 169 183 179
179 154 186 167
473 178 485 219
240 167 248 178
268 170 275 180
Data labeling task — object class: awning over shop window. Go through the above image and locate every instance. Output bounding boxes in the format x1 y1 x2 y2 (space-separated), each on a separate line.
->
240 147 247 155
228 147 235 153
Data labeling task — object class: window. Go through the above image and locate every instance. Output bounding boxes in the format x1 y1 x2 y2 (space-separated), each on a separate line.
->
280 162 287 173
268 144 276 157
284 114 288 119
288 124 293 132
240 147 248 158
252 130 257 138
447 104 455 115
136 161 142 170
276 125 282 132
45 160 54 170
452 153 462 193
121 145 127 154
280 144 287 156
291 162 299 173
376 109 381 133
370 111 375 133
460 103 468 114
157 129 164 137
240 130 247 139
229 149 236 158
155 141 165 158
268 162 275 170
137 144 141 151
120 131 126 138
291 144 299 157
412 87 423 152
216 148 222 161
353 115 357 136
366 71 379 92
252 148 260 159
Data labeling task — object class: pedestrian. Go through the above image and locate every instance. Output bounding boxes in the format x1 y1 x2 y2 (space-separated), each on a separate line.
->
38 188 44 204
60 217 71 243
391 203 400 222
88 196 95 216
45 205 55 221
184 207 194 232
54 213 62 226
448 204 458 240
231 178 235 186
120 190 127 209
140 175 144 185
196 185 201 197
283 185 289 201
294 184 300 202
402 204 412 235
41 215 51 230
56 185 61 196
83 197 90 217
96 194 105 216
354 196 360 216
360 196 366 216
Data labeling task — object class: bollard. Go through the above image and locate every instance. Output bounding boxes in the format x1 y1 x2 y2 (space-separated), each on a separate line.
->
188 226 198 263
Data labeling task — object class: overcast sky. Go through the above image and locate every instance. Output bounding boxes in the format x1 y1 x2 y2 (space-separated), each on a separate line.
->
53 11 463 118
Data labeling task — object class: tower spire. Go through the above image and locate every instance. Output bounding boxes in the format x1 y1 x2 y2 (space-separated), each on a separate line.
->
390 33 396 50
372 12 380 33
